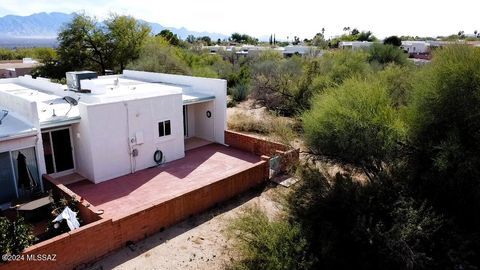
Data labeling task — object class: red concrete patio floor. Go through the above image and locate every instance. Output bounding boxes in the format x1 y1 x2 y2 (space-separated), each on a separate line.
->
67 143 262 220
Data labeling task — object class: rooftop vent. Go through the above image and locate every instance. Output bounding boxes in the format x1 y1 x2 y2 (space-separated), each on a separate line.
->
66 71 98 93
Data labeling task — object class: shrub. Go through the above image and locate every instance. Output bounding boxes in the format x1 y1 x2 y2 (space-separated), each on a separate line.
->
318 49 371 85
228 112 270 134
229 84 250 102
368 43 408 66
287 167 451 270
250 55 304 116
227 112 296 144
377 64 414 108
406 45 480 230
0 217 34 255
302 76 406 173
227 206 312 270
128 37 192 75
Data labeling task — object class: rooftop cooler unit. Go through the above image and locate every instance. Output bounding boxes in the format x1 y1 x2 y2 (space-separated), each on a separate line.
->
66 71 98 93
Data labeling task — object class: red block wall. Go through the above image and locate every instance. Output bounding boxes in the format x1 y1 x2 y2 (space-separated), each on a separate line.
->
1 161 268 270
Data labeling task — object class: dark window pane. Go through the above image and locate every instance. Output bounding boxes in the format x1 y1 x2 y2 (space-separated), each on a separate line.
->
158 122 164 137
51 129 74 172
165 120 171 136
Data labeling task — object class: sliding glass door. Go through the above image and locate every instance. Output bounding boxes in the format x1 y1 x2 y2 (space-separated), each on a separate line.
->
42 128 75 175
0 152 17 205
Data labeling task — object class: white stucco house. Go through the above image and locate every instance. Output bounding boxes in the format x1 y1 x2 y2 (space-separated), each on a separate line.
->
400 41 430 54
282 45 320 57
0 70 227 207
338 41 374 50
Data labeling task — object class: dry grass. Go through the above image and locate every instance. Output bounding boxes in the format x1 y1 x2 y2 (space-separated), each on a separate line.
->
227 111 297 145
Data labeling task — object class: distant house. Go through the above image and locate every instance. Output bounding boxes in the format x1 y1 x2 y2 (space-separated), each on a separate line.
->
400 41 430 54
0 58 40 78
0 70 227 206
203 45 226 54
338 41 374 50
282 45 320 57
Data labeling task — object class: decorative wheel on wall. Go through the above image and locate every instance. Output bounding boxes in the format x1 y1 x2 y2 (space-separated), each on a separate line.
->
154 150 163 164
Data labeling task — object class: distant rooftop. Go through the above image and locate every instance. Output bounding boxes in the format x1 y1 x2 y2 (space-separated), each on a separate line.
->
0 58 40 70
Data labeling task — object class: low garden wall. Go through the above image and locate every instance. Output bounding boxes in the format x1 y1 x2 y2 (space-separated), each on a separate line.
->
1 160 269 270
225 130 299 173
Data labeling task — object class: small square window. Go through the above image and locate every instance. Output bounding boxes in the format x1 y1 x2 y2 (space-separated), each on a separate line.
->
158 120 171 137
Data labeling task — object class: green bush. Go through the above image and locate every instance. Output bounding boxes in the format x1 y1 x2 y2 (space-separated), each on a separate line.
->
128 37 191 75
287 167 453 270
302 76 406 173
368 43 408 66
0 217 34 255
228 84 250 102
227 206 312 270
406 45 480 229
318 49 371 85
377 64 414 108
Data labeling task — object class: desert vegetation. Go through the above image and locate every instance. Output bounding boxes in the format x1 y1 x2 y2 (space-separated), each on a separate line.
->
5 12 480 268
228 45 480 270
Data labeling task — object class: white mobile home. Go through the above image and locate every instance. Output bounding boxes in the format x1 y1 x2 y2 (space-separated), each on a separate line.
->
0 70 226 206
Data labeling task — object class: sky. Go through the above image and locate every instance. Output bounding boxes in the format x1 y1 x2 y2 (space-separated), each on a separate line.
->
0 0 479 40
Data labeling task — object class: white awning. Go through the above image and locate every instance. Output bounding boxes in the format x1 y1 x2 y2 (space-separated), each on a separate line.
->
182 91 215 105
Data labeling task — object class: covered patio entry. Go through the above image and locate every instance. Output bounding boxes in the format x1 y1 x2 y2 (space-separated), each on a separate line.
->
182 91 216 151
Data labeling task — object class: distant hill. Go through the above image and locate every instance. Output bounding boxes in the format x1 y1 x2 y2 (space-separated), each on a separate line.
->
0 12 228 47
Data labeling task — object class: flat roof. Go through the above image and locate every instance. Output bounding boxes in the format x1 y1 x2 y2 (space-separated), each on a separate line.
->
0 74 216 131
78 76 184 104
79 76 215 105
0 83 80 129
0 107 36 141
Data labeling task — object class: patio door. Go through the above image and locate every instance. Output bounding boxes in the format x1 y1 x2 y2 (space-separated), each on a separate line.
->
0 152 17 205
42 127 75 175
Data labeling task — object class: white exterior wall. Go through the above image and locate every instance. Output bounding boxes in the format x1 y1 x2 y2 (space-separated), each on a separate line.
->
339 41 374 50
0 89 46 189
72 93 184 183
70 105 95 181
123 70 227 144
401 42 430 54
192 101 215 141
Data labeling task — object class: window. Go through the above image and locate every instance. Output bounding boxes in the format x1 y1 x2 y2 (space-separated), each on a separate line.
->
158 120 171 137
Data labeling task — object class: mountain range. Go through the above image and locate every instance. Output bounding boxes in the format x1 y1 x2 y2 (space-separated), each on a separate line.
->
0 12 229 47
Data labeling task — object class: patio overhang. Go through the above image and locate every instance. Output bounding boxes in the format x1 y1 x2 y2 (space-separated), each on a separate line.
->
182 91 215 105
40 116 81 129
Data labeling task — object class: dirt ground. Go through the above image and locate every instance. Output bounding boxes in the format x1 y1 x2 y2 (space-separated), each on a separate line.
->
90 184 286 270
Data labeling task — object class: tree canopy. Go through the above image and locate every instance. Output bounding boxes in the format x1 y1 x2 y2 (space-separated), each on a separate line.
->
53 13 151 76
156 29 180 46
229 32 258 44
